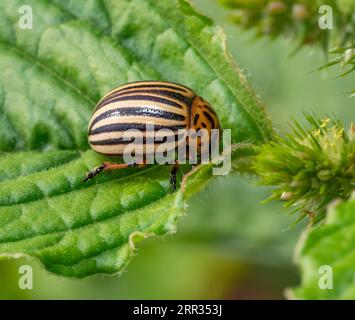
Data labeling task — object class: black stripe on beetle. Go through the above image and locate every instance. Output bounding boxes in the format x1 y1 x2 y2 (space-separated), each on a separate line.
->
90 134 183 146
203 111 215 128
89 107 186 131
90 123 186 135
89 137 168 146
113 83 190 93
96 94 186 111
99 89 194 109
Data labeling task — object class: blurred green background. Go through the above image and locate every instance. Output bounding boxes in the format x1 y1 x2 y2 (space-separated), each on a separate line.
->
0 0 353 299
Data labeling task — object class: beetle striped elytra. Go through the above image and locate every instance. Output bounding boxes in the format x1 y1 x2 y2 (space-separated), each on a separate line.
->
84 81 221 190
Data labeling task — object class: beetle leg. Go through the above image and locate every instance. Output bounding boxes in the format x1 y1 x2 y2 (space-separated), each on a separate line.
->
169 162 179 192
101 162 134 171
83 162 146 182
83 163 106 182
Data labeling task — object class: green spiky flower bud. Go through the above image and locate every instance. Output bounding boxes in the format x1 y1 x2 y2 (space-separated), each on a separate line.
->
254 114 355 224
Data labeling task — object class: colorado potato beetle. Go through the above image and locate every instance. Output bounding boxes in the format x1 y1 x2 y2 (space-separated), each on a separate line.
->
84 81 221 190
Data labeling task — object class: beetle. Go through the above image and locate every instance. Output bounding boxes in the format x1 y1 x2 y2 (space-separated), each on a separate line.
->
84 80 221 190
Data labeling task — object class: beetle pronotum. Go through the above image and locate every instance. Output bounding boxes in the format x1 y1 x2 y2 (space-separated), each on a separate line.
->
84 81 221 190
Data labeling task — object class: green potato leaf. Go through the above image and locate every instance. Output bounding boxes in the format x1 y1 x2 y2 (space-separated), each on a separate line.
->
0 0 273 277
289 193 355 299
